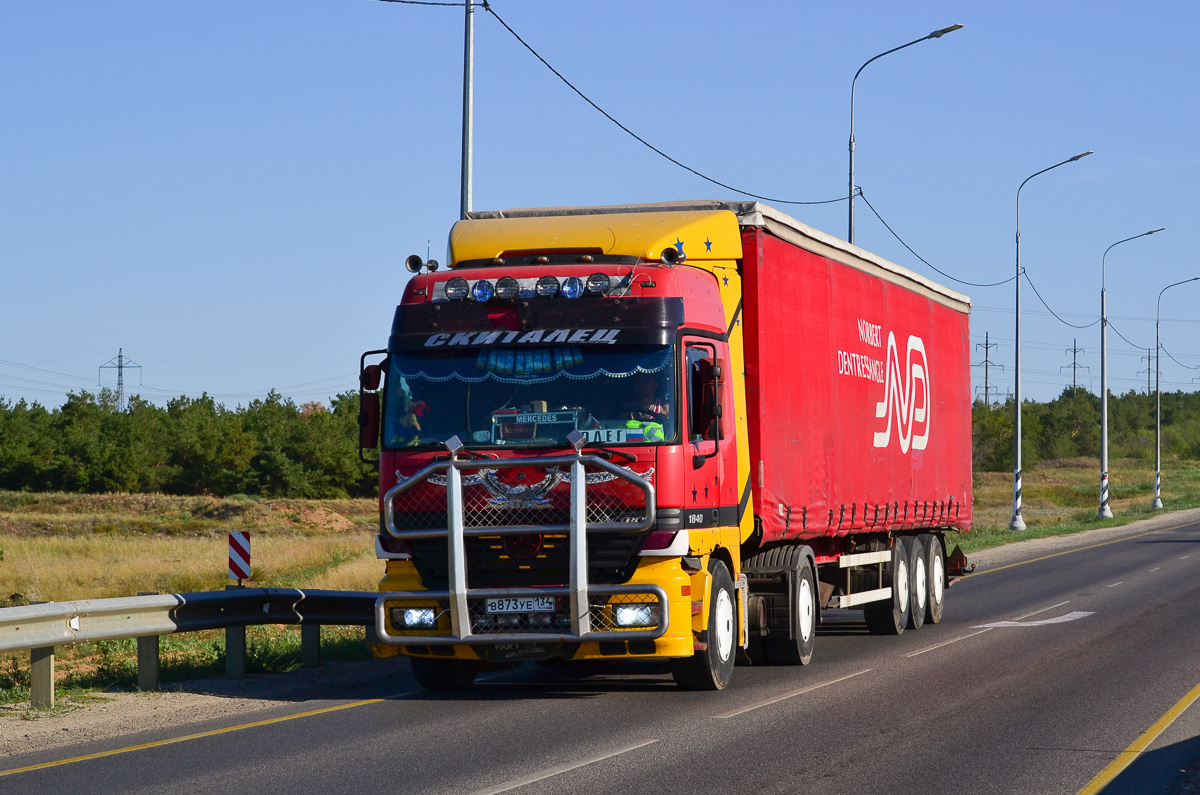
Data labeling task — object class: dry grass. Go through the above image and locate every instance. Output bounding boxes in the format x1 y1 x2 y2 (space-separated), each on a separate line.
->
0 493 379 604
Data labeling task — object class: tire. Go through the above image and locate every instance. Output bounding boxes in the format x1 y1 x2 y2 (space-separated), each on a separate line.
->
671 559 737 690
863 537 910 636
410 656 479 691
765 558 817 665
907 536 926 630
925 534 946 625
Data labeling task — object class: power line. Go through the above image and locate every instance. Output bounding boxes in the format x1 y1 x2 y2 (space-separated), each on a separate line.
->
856 189 1015 288
476 3 845 206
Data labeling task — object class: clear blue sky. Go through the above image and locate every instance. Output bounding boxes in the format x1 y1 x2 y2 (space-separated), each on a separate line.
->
3 0 1198 409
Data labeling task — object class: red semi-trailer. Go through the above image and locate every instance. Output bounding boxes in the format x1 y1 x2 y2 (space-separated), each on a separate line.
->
360 201 972 690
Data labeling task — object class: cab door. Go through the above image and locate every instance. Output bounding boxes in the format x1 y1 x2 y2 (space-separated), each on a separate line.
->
682 339 728 532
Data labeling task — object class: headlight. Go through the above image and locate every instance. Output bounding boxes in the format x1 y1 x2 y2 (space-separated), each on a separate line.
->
390 607 437 629
614 604 659 628
444 277 469 300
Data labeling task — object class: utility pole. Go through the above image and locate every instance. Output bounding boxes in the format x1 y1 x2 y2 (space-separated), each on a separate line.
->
973 332 1002 406
99 348 142 412
1060 338 1089 392
1140 348 1153 394
460 0 475 220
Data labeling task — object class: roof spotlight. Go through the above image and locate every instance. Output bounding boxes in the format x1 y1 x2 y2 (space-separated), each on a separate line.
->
585 273 611 295
495 276 520 300
535 275 560 297
444 276 469 300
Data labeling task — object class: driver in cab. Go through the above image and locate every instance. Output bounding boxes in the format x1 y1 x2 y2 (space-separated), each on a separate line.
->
625 371 669 423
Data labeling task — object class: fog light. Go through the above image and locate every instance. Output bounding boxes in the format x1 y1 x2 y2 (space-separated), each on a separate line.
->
391 607 437 629
614 604 658 627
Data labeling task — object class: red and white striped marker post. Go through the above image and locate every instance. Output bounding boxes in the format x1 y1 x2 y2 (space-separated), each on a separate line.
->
228 531 251 585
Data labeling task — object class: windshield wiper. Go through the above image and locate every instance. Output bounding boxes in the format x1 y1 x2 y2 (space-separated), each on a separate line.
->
582 444 637 463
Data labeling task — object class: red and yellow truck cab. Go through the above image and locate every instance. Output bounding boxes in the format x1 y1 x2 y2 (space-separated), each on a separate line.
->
359 201 973 691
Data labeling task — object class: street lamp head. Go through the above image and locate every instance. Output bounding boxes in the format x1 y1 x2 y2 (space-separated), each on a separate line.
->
1070 151 1094 162
1149 227 1166 235
929 23 964 38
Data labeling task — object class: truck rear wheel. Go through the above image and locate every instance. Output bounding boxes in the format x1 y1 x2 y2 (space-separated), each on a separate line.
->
907 536 926 630
864 537 910 635
924 534 945 625
671 559 736 690
765 558 816 665
410 656 479 691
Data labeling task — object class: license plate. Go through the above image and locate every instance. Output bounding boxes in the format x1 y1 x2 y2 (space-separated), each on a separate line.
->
486 596 556 614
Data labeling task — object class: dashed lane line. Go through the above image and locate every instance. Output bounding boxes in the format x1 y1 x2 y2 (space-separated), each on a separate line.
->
715 669 872 718
471 740 659 794
906 628 993 658
964 522 1196 579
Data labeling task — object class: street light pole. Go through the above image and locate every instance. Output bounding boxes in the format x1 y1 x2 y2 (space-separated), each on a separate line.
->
1098 227 1165 519
460 0 475 220
1154 276 1200 509
848 23 962 245
1010 151 1093 531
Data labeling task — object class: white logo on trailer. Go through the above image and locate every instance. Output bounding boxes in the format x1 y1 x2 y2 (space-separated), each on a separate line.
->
872 332 930 453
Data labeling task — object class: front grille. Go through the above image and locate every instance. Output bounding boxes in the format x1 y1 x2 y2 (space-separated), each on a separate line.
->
390 463 652 532
410 532 644 590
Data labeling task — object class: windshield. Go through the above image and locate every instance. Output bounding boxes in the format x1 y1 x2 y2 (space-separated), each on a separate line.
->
384 344 676 449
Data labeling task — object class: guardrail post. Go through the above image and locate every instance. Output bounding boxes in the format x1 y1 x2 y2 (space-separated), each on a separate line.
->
30 646 54 709
302 624 320 667
226 625 246 679
136 592 161 691
137 635 161 691
225 584 246 680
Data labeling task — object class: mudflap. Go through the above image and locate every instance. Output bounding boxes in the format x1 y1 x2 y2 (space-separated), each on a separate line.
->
947 544 975 579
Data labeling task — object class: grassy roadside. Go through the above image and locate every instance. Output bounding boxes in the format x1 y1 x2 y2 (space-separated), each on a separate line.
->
0 493 382 710
3 457 1199 707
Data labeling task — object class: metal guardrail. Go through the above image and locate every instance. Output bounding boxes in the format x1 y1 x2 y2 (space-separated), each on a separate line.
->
0 588 377 709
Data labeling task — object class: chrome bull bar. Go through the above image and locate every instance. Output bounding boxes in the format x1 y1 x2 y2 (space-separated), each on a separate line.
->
375 445 662 646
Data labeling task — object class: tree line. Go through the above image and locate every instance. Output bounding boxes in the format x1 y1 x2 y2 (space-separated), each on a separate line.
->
973 387 1200 472
0 390 374 498
1 387 1199 497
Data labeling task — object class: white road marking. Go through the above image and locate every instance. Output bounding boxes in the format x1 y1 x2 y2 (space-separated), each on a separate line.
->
1108 582 1123 588
472 739 659 794
973 610 1094 629
1181 555 1192 560
716 669 873 718
1151 567 1162 572
1015 601 1070 621
907 627 993 657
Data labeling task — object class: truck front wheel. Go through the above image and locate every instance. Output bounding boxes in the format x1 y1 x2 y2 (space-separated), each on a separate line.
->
671 560 736 690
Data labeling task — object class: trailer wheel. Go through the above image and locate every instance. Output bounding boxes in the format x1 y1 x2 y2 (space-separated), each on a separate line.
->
765 558 817 665
864 537 910 635
907 536 926 630
671 559 736 690
410 656 479 691
924 534 946 625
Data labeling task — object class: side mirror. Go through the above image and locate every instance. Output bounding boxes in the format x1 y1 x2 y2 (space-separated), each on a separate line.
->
361 364 383 391
359 392 380 450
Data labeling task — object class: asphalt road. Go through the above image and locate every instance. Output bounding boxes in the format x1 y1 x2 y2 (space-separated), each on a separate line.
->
5 515 1200 794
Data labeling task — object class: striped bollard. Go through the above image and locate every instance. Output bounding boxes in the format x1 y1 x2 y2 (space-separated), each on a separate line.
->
229 531 251 584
